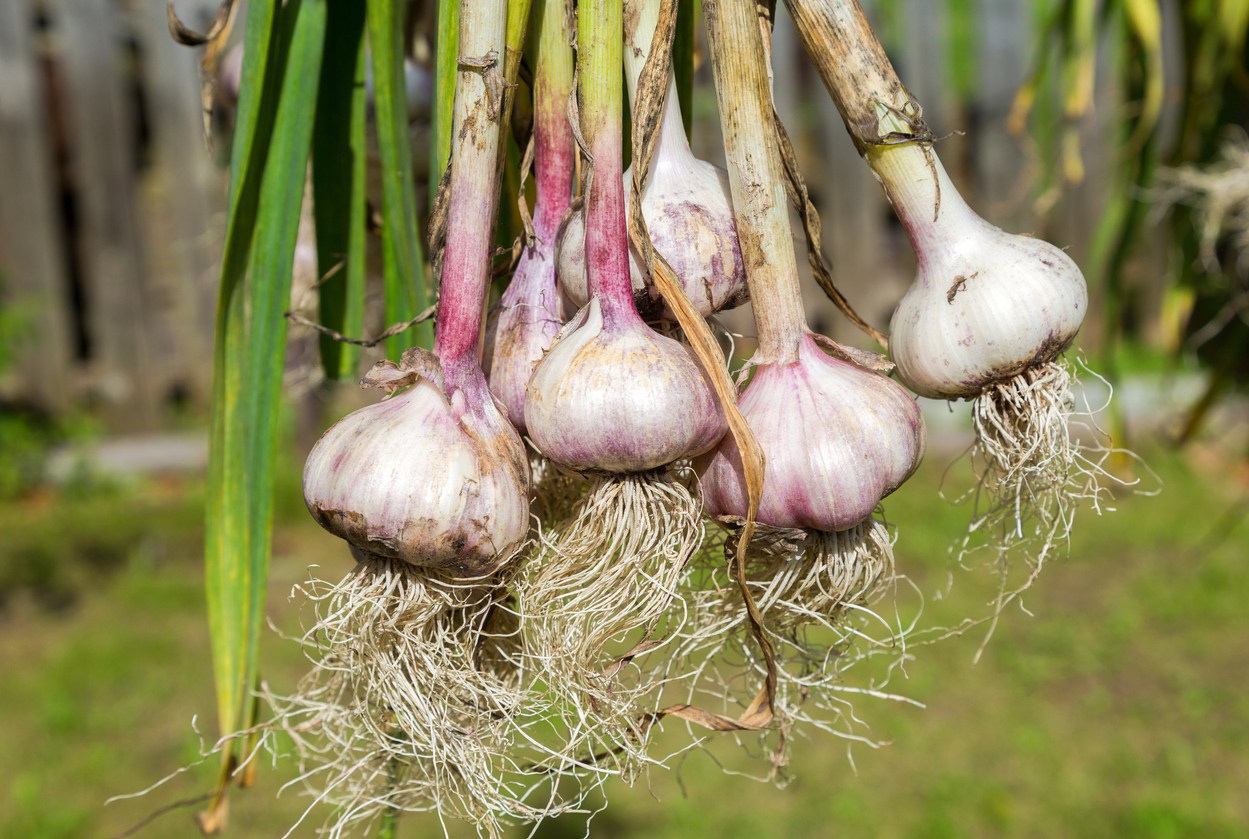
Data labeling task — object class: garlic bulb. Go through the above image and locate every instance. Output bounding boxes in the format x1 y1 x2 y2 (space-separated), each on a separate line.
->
483 0 574 433
483 242 564 434
696 332 924 530
555 0 747 319
526 297 726 472
303 354 529 577
880 141 1088 399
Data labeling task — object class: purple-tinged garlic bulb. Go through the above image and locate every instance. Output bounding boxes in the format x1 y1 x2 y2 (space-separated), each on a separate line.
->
697 332 924 531
483 0 575 433
555 0 747 319
303 351 529 577
526 296 726 472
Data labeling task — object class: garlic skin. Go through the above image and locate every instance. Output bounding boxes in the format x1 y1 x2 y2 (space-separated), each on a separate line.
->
303 369 529 577
556 79 747 320
525 298 728 472
696 332 925 531
483 0 574 433
483 233 564 434
880 145 1087 399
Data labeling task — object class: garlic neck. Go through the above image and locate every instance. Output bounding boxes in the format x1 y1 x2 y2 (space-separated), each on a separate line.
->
867 141 989 281
532 101 576 240
531 0 576 240
585 129 644 330
434 0 507 368
623 0 697 176
651 75 697 172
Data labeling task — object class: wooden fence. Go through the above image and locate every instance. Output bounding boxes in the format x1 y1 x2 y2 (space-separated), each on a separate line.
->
0 0 223 431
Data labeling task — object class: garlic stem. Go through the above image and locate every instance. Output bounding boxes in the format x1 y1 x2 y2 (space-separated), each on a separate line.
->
579 0 640 327
866 109 987 267
532 0 576 237
703 0 803 364
624 0 696 171
434 0 509 371
781 0 914 152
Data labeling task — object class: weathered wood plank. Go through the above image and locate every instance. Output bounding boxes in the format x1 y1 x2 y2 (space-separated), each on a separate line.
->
0 0 75 412
136 0 226 407
55 0 162 429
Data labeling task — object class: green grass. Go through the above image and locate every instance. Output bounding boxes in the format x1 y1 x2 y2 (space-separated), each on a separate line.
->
0 445 1246 838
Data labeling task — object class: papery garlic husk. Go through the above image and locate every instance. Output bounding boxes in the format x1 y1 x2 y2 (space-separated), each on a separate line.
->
303 357 530 578
697 332 925 532
880 145 1087 400
555 82 748 320
525 297 728 473
484 240 564 435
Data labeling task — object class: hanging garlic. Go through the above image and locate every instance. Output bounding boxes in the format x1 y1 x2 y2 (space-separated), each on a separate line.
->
785 0 1118 643
871 113 1087 399
554 0 747 319
483 0 575 433
516 0 726 768
694 0 923 538
284 2 544 830
681 0 924 765
303 349 529 576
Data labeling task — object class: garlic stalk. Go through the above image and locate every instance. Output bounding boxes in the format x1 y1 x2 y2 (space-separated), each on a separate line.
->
288 0 542 830
684 0 924 760
523 6 727 472
782 0 1089 395
695 0 924 535
484 0 575 433
517 0 724 767
555 0 748 319
786 0 1113 630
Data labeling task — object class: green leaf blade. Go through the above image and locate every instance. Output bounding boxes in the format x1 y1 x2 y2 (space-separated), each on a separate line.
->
368 0 433 358
313 0 368 381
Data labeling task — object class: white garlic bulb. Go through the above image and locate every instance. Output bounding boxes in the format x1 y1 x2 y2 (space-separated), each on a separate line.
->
304 357 529 576
696 332 925 531
878 143 1087 399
